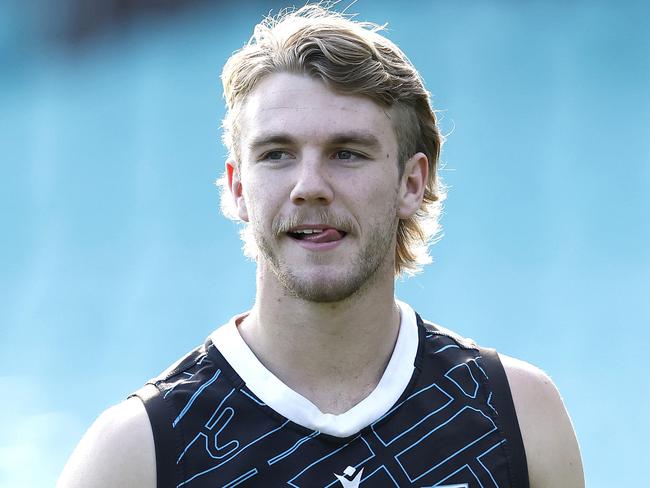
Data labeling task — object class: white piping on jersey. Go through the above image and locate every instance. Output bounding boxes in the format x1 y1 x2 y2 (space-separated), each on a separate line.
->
210 299 419 438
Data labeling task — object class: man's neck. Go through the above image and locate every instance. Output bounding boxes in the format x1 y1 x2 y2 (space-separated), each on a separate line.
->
237 262 401 414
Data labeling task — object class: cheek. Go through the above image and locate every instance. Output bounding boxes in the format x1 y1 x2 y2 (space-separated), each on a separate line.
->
242 174 285 222
348 172 400 212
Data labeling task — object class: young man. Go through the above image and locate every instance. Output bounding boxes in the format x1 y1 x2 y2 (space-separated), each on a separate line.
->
58 5 584 487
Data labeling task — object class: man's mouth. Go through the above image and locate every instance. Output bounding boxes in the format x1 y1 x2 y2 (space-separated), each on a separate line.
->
286 227 347 243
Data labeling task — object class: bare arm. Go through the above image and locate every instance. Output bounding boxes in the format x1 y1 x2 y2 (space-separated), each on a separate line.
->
57 397 156 488
501 354 584 487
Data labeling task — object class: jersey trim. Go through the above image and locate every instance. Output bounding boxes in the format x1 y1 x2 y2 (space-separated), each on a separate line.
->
131 383 185 487
477 347 530 488
209 300 418 438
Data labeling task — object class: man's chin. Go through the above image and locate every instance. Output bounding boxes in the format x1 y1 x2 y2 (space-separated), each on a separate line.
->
278 270 363 303
286 283 359 303
281 262 388 303
258 237 391 303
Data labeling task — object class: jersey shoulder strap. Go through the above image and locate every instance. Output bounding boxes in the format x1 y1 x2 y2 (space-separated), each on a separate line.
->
128 344 207 487
477 346 530 488
419 317 530 487
130 383 183 487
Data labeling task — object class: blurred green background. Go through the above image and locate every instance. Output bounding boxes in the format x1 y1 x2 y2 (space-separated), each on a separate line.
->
1 0 648 486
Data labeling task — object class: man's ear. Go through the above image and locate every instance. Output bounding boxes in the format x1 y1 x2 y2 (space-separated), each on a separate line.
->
397 152 428 219
226 160 249 222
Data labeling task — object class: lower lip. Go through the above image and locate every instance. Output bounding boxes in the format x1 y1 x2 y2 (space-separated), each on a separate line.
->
289 235 346 251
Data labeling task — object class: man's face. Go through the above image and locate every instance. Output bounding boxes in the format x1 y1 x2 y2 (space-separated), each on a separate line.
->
231 73 404 302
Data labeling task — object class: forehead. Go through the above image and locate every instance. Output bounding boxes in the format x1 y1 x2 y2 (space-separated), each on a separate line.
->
238 73 397 151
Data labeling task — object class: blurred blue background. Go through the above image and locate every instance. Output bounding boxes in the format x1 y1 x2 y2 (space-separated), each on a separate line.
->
1 0 648 486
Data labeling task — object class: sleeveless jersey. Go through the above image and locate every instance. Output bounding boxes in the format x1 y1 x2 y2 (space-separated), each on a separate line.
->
133 302 528 488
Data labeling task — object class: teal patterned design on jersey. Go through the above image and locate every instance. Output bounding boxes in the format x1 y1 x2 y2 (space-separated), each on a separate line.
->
138 316 520 487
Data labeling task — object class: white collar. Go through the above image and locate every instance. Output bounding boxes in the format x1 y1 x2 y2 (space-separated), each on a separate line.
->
209 299 419 438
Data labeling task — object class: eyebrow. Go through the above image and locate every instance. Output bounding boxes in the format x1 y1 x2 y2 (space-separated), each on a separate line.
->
248 134 295 151
247 131 383 152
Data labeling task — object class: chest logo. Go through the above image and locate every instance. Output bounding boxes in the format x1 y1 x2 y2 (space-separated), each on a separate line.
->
335 466 364 487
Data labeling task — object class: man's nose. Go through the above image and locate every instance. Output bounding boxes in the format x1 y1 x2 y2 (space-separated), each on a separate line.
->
289 157 334 205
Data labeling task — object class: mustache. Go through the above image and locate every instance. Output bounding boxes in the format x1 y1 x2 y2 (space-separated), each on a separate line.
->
272 209 354 235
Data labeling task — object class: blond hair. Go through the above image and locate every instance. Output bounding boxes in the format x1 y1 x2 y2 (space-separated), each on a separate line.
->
219 4 445 276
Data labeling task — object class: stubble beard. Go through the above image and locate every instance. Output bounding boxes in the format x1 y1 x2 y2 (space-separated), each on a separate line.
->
253 215 398 303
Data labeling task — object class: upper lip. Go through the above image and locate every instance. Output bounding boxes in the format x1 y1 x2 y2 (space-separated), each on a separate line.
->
289 224 335 231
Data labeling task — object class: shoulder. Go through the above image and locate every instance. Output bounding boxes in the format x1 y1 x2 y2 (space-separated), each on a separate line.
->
499 354 585 487
420 318 479 350
57 396 155 488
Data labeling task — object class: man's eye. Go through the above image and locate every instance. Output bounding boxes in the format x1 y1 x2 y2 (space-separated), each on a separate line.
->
262 150 291 161
333 150 358 160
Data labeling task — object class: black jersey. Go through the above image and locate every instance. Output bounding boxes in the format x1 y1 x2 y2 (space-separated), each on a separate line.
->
133 301 528 488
